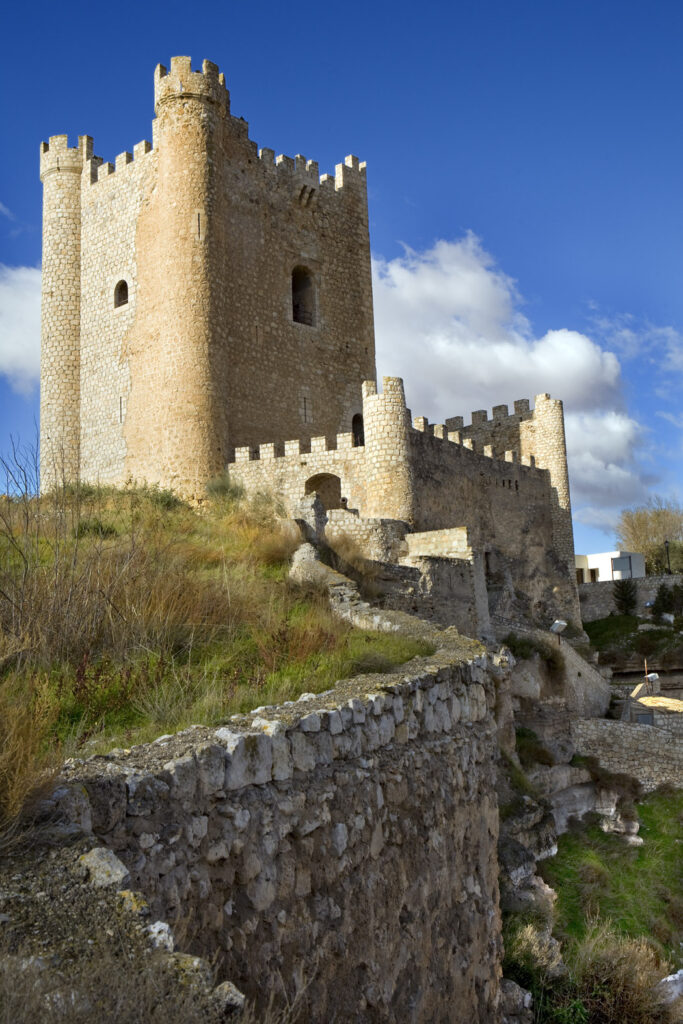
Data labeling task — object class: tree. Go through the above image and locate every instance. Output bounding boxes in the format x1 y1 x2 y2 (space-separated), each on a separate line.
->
613 577 637 616
616 496 683 575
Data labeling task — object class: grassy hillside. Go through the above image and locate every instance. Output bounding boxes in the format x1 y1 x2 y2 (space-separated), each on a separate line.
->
585 614 683 667
541 789 683 960
504 789 682 1023
0 479 431 831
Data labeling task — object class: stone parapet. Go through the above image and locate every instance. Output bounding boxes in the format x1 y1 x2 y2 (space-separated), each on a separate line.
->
56 633 504 1022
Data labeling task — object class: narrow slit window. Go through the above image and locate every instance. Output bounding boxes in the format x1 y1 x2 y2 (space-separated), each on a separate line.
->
292 266 315 325
114 280 128 308
352 413 364 447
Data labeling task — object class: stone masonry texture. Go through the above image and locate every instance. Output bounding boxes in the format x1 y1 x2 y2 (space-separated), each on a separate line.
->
59 647 504 1022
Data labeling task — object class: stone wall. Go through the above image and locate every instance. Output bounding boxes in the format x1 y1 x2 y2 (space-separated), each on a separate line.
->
579 574 683 621
452 394 575 575
80 143 155 483
571 718 683 792
61 647 504 1022
230 379 581 627
404 526 471 559
325 509 408 562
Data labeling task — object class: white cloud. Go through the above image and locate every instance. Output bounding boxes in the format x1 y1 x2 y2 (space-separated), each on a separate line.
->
0 265 42 395
0 202 14 220
373 236 622 418
372 237 649 536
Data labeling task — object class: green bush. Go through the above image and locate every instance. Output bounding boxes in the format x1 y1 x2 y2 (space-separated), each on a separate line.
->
651 580 683 618
613 577 637 616
75 517 118 539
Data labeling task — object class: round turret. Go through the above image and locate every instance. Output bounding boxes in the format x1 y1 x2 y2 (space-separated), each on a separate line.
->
39 134 90 488
361 377 415 523
153 57 229 115
123 58 228 495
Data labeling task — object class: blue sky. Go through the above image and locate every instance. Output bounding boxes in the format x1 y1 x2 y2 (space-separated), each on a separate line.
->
1 0 682 553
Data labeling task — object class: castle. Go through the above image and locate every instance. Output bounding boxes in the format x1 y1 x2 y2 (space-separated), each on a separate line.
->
40 56 580 630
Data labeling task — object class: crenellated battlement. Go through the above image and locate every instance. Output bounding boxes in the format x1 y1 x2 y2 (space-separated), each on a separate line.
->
410 413 539 473
229 430 360 464
154 56 229 115
225 375 542 479
40 134 92 179
85 138 153 186
257 148 367 197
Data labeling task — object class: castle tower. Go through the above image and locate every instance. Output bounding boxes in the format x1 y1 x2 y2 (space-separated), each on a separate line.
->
361 377 415 523
530 393 576 574
39 134 91 487
123 59 229 493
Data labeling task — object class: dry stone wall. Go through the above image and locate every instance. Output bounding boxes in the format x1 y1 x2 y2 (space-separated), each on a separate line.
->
571 718 683 792
61 647 505 1023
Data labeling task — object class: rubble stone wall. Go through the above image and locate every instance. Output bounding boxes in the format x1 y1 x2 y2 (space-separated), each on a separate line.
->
64 652 504 1023
571 718 683 792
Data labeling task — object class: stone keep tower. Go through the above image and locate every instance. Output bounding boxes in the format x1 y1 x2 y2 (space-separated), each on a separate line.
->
39 57 376 495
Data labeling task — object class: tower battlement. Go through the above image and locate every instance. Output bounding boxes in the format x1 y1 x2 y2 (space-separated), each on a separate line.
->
40 134 92 179
154 57 229 114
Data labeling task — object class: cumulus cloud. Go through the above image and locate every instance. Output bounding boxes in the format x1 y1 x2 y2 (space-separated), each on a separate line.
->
0 265 42 395
373 236 622 417
372 237 649 535
564 412 647 509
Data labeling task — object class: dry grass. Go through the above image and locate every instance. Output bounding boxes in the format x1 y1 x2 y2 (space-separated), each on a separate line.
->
570 921 677 1024
0 452 432 837
0 939 307 1024
504 918 678 1024
0 675 62 840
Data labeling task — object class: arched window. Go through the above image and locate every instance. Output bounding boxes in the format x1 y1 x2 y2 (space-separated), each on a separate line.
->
114 280 129 308
292 266 314 325
352 413 365 447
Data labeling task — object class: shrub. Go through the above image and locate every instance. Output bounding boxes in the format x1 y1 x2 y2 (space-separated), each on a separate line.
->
652 583 674 620
75 517 118 539
504 632 537 661
613 577 637 616
500 751 539 798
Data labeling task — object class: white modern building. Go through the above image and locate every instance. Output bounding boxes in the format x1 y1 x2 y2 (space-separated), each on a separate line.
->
575 550 646 584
